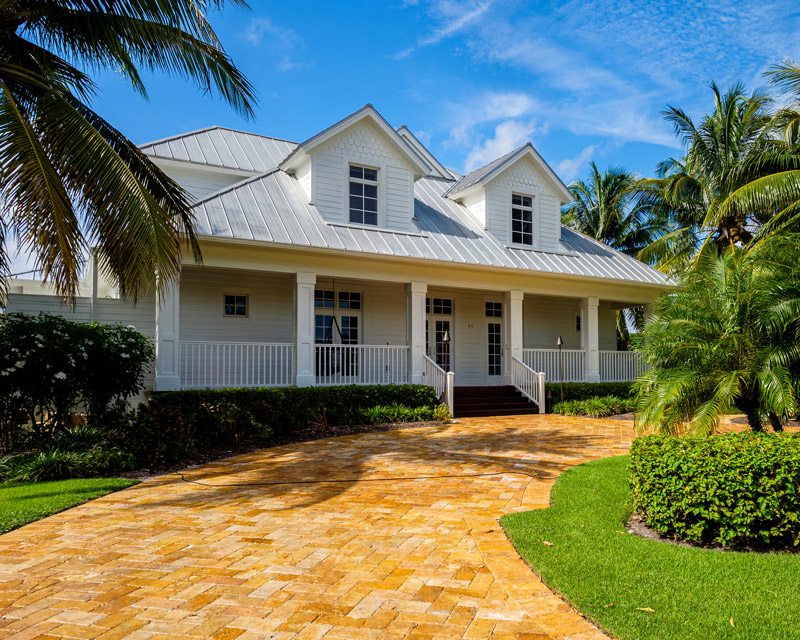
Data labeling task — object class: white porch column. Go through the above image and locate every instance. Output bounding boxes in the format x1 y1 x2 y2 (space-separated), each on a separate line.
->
405 281 427 384
581 296 600 382
295 272 316 387
155 276 181 391
502 290 524 384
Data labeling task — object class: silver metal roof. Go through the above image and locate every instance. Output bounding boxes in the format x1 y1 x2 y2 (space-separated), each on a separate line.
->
191 171 669 286
140 126 297 173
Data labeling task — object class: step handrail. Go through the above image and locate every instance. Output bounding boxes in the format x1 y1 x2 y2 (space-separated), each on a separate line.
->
423 355 454 414
510 356 546 411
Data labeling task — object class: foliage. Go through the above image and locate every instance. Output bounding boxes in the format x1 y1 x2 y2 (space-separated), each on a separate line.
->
502 455 800 640
554 395 635 417
634 236 800 434
0 478 136 534
630 434 800 547
128 385 439 468
358 403 436 424
0 313 153 451
0 0 256 302
545 381 634 402
432 403 452 423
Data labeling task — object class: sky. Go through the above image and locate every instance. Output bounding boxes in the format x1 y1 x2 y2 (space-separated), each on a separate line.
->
8 0 800 273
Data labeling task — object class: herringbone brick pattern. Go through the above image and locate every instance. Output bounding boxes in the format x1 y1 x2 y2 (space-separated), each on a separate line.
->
0 415 636 639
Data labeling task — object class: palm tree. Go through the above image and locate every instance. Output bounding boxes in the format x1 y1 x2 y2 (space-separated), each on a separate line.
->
635 235 800 435
0 0 256 302
562 162 667 345
638 82 779 275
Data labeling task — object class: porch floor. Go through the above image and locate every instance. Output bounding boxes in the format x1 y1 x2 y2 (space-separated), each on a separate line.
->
0 415 637 640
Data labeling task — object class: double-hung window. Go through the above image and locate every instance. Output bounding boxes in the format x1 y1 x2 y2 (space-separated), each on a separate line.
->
349 165 378 225
511 193 534 246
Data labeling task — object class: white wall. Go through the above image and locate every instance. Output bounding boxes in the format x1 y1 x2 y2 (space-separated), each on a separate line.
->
523 295 617 350
159 164 248 202
311 119 416 232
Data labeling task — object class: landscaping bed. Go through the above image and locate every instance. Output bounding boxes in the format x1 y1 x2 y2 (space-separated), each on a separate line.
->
502 455 800 640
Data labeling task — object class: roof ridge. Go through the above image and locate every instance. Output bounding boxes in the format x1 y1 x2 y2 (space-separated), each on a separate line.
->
140 126 298 150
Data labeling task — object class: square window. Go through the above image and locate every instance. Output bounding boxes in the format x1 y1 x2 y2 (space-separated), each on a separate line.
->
339 291 362 310
314 289 334 308
223 294 248 317
485 302 502 317
431 298 452 315
349 164 379 226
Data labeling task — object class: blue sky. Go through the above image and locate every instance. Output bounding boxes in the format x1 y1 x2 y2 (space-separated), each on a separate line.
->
8 0 800 272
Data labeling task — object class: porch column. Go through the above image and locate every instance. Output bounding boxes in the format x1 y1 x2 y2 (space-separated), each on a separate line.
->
155 276 181 391
581 296 600 382
502 290 524 384
295 272 316 387
405 281 427 384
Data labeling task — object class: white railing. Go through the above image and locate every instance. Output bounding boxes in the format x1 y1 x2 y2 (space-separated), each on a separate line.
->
315 344 408 386
522 348 585 383
511 356 545 410
599 350 647 382
180 342 294 389
423 355 454 413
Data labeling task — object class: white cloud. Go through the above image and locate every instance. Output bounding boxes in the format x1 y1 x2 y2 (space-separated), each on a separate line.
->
555 145 597 183
464 119 536 171
395 0 495 58
241 17 307 72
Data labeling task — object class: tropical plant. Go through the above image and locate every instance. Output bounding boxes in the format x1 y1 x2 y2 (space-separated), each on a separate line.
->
0 0 256 302
634 235 800 435
562 162 667 344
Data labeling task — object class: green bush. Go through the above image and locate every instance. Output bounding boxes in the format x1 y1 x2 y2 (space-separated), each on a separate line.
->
629 433 800 547
128 384 438 467
545 382 634 402
554 395 635 417
359 403 435 424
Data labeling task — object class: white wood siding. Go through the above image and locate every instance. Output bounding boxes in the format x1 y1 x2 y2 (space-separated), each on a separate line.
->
311 120 415 231
179 268 294 342
160 165 248 202
523 295 616 350
295 157 312 200
460 191 487 227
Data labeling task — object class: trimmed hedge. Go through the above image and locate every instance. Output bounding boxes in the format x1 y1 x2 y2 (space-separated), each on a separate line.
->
545 382 633 402
553 395 634 417
630 433 800 547
129 385 438 467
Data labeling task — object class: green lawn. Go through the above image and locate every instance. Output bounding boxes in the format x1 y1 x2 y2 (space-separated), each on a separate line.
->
501 456 800 640
0 478 137 534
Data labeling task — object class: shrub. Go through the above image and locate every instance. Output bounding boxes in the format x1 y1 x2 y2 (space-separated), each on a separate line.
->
554 395 635 417
128 384 438 468
545 382 634 402
432 403 452 423
358 403 436 424
11 448 89 482
629 433 800 547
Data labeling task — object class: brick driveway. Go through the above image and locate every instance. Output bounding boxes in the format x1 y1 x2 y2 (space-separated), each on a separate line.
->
0 415 635 640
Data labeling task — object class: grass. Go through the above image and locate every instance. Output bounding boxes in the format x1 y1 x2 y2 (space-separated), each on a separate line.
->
501 456 800 640
0 478 137 535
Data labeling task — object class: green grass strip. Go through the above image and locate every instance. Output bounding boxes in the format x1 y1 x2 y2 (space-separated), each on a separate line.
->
0 478 137 534
501 456 800 640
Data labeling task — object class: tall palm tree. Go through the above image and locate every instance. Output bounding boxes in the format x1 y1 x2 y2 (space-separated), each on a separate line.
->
562 162 668 345
635 235 800 435
0 0 256 302
638 83 778 275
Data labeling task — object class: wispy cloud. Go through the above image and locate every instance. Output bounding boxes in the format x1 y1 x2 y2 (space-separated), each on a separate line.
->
555 145 598 183
394 0 495 59
464 119 536 171
241 17 308 72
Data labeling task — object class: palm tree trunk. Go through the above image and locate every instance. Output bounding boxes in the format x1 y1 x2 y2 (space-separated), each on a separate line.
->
768 412 785 432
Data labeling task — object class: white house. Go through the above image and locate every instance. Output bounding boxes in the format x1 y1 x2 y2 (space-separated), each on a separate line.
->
5 105 669 414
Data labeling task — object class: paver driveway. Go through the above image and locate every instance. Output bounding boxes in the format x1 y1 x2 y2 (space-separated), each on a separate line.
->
0 415 636 640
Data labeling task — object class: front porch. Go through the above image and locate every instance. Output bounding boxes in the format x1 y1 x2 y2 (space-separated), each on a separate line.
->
155 266 650 410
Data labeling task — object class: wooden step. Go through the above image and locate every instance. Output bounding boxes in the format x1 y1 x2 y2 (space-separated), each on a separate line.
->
453 386 538 418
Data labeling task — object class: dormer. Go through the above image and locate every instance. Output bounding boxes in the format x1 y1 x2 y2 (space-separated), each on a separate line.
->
281 105 430 232
444 144 573 252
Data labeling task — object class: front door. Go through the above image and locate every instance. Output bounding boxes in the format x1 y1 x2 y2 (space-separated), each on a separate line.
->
427 317 453 372
487 320 503 384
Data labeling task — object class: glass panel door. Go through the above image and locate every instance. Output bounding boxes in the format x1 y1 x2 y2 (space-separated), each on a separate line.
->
488 321 502 381
429 319 452 372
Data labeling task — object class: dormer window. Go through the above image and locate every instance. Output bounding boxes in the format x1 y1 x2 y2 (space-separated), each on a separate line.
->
511 193 533 245
349 164 378 225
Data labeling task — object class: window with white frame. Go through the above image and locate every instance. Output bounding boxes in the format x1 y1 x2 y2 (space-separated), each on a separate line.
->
349 165 378 225
223 294 248 317
511 193 534 246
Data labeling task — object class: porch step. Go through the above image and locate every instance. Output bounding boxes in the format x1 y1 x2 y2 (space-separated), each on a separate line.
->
453 386 539 418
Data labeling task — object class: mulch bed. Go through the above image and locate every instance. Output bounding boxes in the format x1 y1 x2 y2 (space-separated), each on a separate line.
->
118 420 443 482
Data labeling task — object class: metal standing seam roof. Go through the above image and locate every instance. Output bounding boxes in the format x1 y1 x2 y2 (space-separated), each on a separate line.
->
140 126 298 173
190 170 670 286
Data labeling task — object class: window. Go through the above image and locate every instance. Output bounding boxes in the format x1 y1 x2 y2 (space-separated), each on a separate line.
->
576 315 581 331
488 323 502 376
511 193 534 245
485 302 502 318
427 297 452 315
223 294 247 317
338 291 361 309
314 289 334 308
349 164 378 225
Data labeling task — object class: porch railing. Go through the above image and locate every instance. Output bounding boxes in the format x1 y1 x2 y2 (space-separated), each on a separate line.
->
522 348 585 383
510 356 545 410
180 342 294 389
315 344 408 386
599 350 647 382
423 354 454 413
